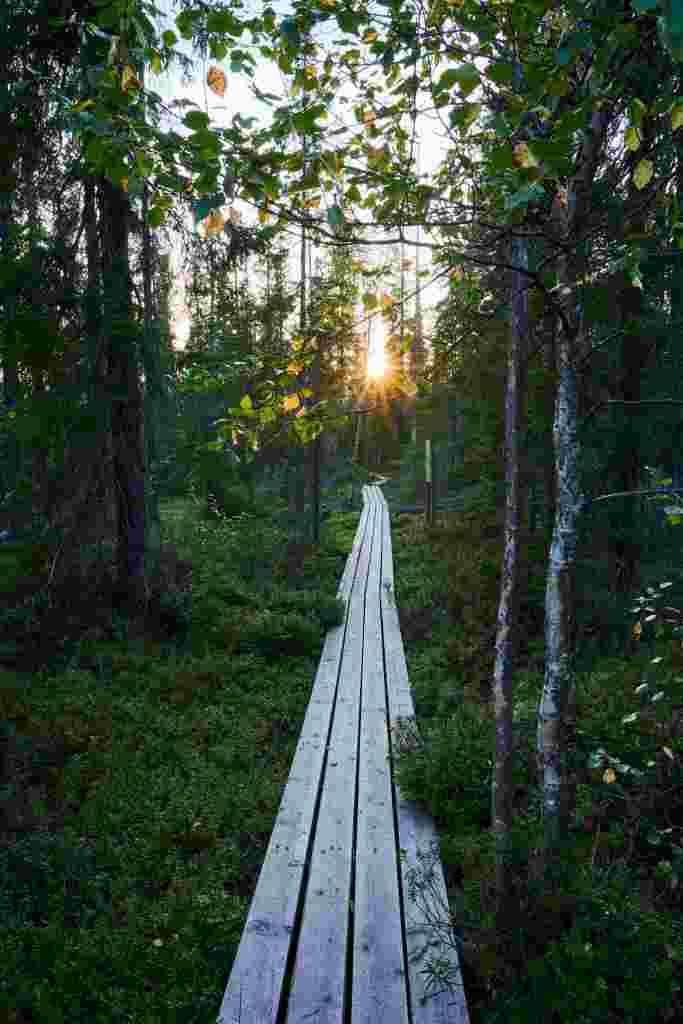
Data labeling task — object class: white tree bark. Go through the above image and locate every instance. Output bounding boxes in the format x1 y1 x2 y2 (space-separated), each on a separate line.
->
492 232 527 918
537 106 610 873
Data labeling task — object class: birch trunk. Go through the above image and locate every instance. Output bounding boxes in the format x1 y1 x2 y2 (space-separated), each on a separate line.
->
492 233 527 923
537 308 581 870
537 107 610 879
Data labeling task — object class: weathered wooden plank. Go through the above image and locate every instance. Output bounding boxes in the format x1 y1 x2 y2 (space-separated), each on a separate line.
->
285 487 380 1023
218 495 373 1024
352 484 411 1023
379 491 470 1024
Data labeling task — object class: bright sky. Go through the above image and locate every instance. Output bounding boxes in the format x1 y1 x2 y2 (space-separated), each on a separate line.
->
151 0 449 357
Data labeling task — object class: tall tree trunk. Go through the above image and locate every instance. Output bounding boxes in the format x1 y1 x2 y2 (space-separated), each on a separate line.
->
142 173 162 570
310 331 322 544
84 175 117 543
0 111 20 532
537 107 610 882
492 230 527 926
99 176 146 612
543 324 557 537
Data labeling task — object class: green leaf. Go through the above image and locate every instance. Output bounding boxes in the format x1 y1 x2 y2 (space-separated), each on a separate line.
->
207 9 243 36
148 206 166 227
434 68 461 93
184 110 211 131
632 0 658 10
633 158 654 190
327 204 345 230
292 105 327 133
210 38 229 60
176 10 195 39
451 64 480 98
488 144 515 172
450 102 482 130
280 16 300 52
630 98 647 127
487 62 515 86
625 125 641 151
338 10 362 34
162 29 177 47
240 394 254 415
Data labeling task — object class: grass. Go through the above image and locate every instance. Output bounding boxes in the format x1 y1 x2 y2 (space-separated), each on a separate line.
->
0 492 358 1023
4 463 682 1023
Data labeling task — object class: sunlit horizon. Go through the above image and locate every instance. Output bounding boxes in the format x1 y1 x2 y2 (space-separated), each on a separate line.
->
366 330 386 380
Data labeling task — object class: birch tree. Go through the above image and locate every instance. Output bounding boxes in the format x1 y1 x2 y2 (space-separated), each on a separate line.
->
537 105 611 878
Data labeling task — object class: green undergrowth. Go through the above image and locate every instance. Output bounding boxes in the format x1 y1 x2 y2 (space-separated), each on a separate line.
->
0 495 358 1023
390 505 683 1024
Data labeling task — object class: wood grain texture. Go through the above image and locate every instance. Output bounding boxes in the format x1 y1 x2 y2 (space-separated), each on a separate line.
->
286 489 379 1023
352 487 410 1023
379 494 470 1024
218 496 373 1024
219 486 469 1024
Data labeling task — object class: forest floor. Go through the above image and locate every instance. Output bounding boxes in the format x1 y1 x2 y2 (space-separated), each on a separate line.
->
1 467 682 1023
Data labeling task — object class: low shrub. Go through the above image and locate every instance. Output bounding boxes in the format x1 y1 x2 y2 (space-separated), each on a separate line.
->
238 610 321 659
393 702 494 833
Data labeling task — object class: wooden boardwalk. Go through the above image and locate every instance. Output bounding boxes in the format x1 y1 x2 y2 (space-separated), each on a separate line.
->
218 485 469 1024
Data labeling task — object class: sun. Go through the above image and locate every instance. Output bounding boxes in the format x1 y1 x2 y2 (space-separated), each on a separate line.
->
367 330 386 380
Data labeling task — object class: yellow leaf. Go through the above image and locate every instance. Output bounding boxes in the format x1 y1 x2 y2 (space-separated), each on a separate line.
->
120 177 129 193
204 210 225 236
625 126 641 152
632 621 642 639
304 195 321 208
121 65 141 92
363 110 376 125
512 142 539 169
633 158 654 191
287 361 303 374
363 30 378 43
304 64 317 79
207 66 226 97
603 768 616 784
291 335 304 351
240 394 253 413
673 104 683 132
381 293 394 309
283 394 300 412
258 208 271 224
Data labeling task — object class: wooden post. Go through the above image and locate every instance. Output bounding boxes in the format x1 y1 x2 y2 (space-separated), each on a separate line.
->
424 438 434 525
